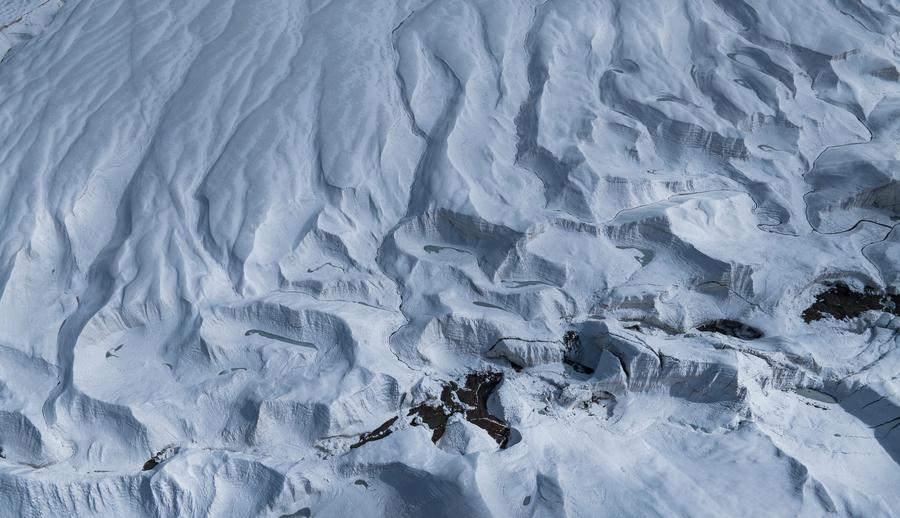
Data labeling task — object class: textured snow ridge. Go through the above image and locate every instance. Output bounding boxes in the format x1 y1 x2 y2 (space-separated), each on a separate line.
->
0 0 63 60
0 0 899 516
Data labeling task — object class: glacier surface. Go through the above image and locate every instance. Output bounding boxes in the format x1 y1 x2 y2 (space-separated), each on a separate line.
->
0 0 899 516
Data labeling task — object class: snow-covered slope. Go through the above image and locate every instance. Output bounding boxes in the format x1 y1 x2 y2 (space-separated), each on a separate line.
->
0 0 898 516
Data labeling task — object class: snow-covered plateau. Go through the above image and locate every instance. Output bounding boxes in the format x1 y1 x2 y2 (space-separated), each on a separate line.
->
0 0 899 516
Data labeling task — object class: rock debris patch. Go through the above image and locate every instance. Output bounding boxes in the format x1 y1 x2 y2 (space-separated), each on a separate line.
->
408 372 510 448
696 319 764 340
803 283 899 323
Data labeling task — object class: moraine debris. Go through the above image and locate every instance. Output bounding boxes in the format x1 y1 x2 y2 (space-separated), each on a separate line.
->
350 372 511 450
802 283 899 323
408 372 510 448
350 416 399 449
142 445 176 471
696 319 763 340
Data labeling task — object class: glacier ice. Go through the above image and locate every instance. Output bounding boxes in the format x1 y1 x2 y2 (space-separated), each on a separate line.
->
0 0 899 516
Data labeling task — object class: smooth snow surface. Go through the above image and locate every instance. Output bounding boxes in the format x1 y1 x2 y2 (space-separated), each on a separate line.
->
0 0 899 516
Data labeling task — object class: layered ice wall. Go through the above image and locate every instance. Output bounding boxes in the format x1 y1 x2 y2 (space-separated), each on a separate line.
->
0 0 898 516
